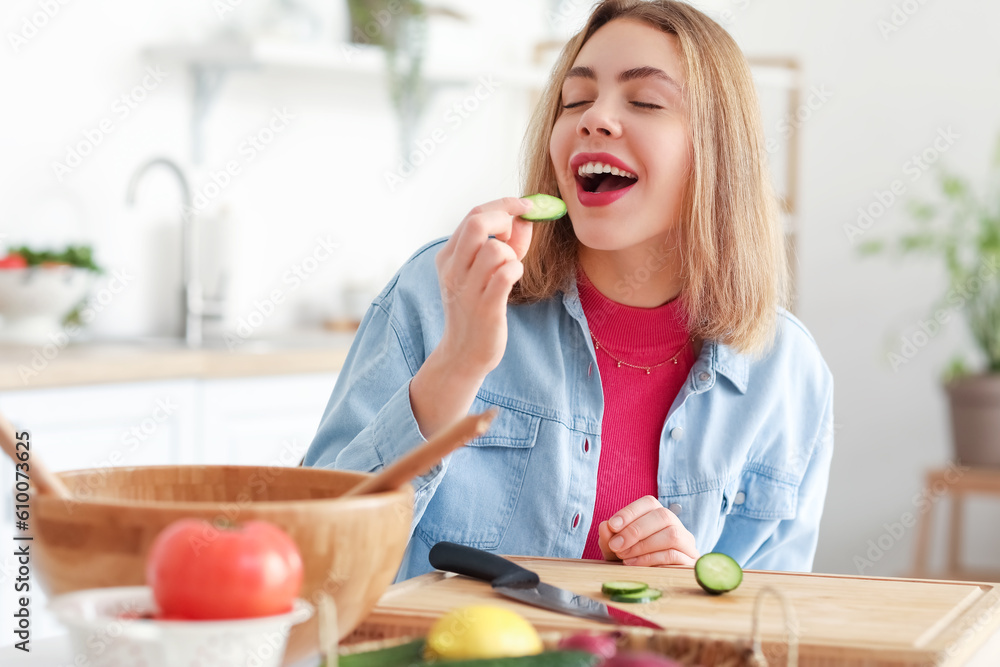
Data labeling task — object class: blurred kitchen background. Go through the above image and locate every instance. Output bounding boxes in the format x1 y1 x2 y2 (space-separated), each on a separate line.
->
2 0 1000 641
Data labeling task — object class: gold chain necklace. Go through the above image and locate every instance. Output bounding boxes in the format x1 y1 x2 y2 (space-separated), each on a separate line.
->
590 331 693 375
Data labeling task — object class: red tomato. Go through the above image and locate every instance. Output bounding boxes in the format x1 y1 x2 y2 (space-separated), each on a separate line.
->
146 519 304 620
0 253 27 269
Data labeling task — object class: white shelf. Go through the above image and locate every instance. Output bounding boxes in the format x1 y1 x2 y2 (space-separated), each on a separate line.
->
146 39 550 89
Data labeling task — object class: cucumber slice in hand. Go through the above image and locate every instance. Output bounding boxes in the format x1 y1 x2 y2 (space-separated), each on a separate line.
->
694 552 743 595
521 194 567 221
601 581 649 596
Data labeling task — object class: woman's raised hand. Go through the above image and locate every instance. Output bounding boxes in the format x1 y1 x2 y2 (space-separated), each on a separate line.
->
409 197 534 439
598 495 700 566
433 197 535 378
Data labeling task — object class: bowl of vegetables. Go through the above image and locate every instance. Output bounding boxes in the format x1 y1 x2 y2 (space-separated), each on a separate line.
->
33 465 414 665
0 245 101 344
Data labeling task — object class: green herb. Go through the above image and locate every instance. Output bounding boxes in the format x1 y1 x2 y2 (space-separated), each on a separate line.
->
326 640 599 667
334 638 425 667
8 244 102 273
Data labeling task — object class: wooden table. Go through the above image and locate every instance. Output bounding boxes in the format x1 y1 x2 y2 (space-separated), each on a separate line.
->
5 559 1000 666
912 465 1000 582
351 556 1000 666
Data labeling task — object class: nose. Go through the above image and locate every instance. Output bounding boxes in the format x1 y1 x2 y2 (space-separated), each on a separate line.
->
578 99 621 138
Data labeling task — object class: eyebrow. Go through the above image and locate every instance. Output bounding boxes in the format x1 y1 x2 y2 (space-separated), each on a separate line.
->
565 65 682 91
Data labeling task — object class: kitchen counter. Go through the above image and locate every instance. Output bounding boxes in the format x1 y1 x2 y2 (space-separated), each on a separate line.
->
0 333 356 391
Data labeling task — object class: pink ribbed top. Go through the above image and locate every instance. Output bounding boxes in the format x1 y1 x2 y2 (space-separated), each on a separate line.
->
578 267 695 560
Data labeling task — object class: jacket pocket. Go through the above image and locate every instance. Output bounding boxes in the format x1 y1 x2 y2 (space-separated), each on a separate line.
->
415 401 540 550
723 468 799 521
466 403 539 448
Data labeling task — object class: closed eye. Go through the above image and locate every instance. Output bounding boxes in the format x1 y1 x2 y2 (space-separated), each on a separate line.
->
562 101 663 110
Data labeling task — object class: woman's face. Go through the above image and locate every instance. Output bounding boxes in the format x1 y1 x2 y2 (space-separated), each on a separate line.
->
549 18 692 254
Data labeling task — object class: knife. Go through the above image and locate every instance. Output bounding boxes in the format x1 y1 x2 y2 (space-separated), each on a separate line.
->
428 541 664 630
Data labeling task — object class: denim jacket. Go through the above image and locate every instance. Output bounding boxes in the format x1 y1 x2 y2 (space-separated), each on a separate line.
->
305 238 835 581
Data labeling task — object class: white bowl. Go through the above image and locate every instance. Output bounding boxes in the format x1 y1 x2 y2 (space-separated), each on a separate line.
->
49 586 313 667
0 267 94 343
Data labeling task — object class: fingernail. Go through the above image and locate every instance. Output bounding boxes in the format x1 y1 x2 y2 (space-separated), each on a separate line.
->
609 516 623 530
610 536 624 550
624 558 636 566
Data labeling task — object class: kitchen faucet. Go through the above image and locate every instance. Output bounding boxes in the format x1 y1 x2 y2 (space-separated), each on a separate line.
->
126 157 224 347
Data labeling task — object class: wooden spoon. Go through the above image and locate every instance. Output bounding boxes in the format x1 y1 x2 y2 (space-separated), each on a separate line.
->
0 411 73 500
342 409 498 497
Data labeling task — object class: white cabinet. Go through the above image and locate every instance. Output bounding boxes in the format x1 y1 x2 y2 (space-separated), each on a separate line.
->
0 372 338 473
0 379 200 473
199 373 338 466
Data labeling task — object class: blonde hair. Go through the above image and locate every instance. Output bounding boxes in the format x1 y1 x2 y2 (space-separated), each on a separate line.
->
512 0 789 355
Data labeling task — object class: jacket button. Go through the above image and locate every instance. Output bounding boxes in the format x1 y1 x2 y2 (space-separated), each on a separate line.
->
698 372 711 382
668 503 682 515
734 491 746 505
670 427 684 441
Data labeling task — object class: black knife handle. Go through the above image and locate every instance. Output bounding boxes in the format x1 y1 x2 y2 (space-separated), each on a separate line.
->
429 541 540 589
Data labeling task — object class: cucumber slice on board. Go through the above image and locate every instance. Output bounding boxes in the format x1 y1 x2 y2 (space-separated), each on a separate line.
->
608 588 663 604
694 552 743 595
601 580 649 596
520 194 567 221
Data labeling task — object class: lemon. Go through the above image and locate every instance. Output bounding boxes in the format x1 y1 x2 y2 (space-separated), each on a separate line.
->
424 604 543 660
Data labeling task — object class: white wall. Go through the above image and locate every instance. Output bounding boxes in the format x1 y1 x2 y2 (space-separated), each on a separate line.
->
709 0 1000 575
2 0 999 577
1 0 544 337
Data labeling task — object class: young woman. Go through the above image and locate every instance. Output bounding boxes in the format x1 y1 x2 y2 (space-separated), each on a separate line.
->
305 0 833 581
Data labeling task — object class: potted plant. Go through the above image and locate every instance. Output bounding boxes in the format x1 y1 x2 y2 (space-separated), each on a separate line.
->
345 1 464 154
860 137 1000 466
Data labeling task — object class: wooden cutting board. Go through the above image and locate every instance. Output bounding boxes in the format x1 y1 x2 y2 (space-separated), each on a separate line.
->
348 556 1000 666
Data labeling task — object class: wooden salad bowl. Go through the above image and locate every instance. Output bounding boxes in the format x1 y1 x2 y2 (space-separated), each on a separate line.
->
30 464 414 664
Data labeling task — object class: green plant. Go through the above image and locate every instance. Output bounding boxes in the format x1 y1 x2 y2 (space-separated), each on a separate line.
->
345 1 465 154
347 0 428 153
860 136 1000 374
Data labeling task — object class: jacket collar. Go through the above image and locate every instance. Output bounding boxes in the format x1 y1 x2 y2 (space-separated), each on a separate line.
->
704 339 750 394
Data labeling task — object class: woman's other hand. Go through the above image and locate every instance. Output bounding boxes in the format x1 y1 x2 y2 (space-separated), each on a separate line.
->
598 495 699 566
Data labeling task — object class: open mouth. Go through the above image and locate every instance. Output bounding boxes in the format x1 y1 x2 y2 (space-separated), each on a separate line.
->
575 163 639 194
